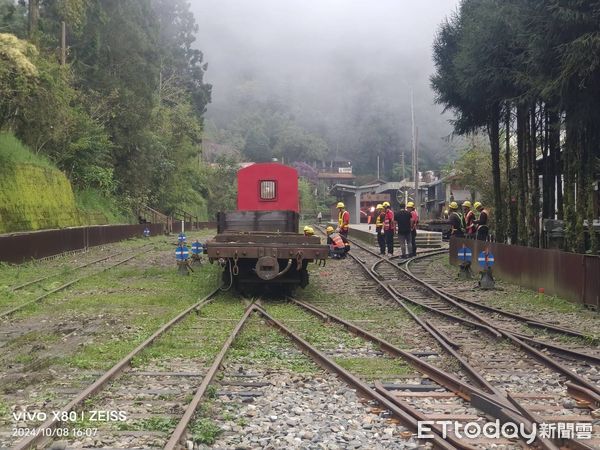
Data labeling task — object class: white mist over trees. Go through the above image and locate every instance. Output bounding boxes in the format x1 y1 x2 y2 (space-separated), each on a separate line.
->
191 0 460 177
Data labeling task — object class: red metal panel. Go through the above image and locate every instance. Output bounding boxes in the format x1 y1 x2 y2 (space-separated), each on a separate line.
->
237 163 299 212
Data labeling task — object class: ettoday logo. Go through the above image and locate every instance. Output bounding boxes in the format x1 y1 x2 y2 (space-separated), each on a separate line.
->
417 420 593 443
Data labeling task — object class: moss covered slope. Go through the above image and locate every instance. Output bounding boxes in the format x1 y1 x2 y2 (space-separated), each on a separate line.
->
0 163 82 233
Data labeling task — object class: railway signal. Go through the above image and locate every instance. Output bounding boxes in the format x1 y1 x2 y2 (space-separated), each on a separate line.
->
175 244 192 275
190 241 203 266
143 227 150 238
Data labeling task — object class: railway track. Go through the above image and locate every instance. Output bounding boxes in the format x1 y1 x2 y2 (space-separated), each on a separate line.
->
0 243 153 320
6 293 454 450
337 234 600 449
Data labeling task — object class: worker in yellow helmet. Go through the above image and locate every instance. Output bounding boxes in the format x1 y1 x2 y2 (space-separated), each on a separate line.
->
406 201 419 257
473 201 489 241
303 225 314 236
336 201 350 237
374 204 386 255
462 201 475 238
448 201 465 238
382 201 394 256
326 224 349 259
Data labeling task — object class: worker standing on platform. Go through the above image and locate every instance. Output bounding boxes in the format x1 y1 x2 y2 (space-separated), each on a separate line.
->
473 202 489 241
374 204 385 255
395 203 413 258
337 202 350 237
449 202 465 238
463 201 475 238
407 201 419 257
382 201 394 256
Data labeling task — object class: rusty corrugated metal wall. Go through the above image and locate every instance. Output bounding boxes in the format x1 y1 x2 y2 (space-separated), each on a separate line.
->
0 223 165 264
449 238 599 309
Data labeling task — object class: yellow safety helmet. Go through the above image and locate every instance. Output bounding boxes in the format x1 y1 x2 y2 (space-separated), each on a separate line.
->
406 201 415 208
326 225 335 234
474 201 482 210
382 201 390 208
462 201 472 208
336 202 345 208
449 201 459 210
376 203 383 210
304 226 314 235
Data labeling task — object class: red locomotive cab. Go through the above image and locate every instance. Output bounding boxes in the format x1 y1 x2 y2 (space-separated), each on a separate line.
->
237 163 299 213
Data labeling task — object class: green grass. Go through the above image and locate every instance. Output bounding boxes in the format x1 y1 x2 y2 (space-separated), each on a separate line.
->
190 418 222 445
228 317 319 374
117 417 177 433
0 132 54 169
0 398 10 424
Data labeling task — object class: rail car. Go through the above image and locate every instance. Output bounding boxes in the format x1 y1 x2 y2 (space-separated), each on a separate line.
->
204 163 328 293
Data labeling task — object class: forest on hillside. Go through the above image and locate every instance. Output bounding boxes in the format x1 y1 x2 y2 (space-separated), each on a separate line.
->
432 0 600 253
0 0 222 219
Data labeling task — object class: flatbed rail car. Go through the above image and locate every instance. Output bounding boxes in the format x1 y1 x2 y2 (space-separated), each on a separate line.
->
205 163 328 292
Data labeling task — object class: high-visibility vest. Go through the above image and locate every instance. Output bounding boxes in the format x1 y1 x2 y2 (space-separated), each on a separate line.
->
383 209 394 231
338 210 350 231
451 212 466 233
465 210 475 234
375 212 384 229
330 233 345 249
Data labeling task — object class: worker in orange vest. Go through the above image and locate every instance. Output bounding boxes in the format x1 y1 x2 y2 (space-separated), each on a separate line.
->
462 201 475 238
327 225 348 259
383 201 394 256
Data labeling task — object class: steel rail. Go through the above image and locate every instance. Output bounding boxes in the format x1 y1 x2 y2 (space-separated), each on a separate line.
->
0 245 152 320
565 382 600 409
10 250 125 291
371 381 549 450
371 381 478 450
11 288 220 450
497 329 600 365
354 235 595 342
505 392 593 450
347 250 508 401
288 298 521 416
404 247 597 342
254 304 458 450
384 282 600 396
349 240 600 396
164 304 256 450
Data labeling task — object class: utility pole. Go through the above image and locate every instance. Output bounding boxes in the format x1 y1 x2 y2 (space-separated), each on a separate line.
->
60 21 66 65
411 90 419 212
377 154 380 180
400 151 405 181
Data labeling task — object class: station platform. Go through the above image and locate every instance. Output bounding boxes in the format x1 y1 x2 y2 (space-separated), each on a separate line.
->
348 223 444 248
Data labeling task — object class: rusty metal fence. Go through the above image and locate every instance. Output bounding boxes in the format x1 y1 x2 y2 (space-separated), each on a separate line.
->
449 238 599 309
0 223 165 264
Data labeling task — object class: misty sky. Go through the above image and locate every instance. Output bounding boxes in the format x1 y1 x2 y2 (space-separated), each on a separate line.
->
190 0 462 168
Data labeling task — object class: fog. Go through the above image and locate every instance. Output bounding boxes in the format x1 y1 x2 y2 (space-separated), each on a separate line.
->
190 0 461 174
